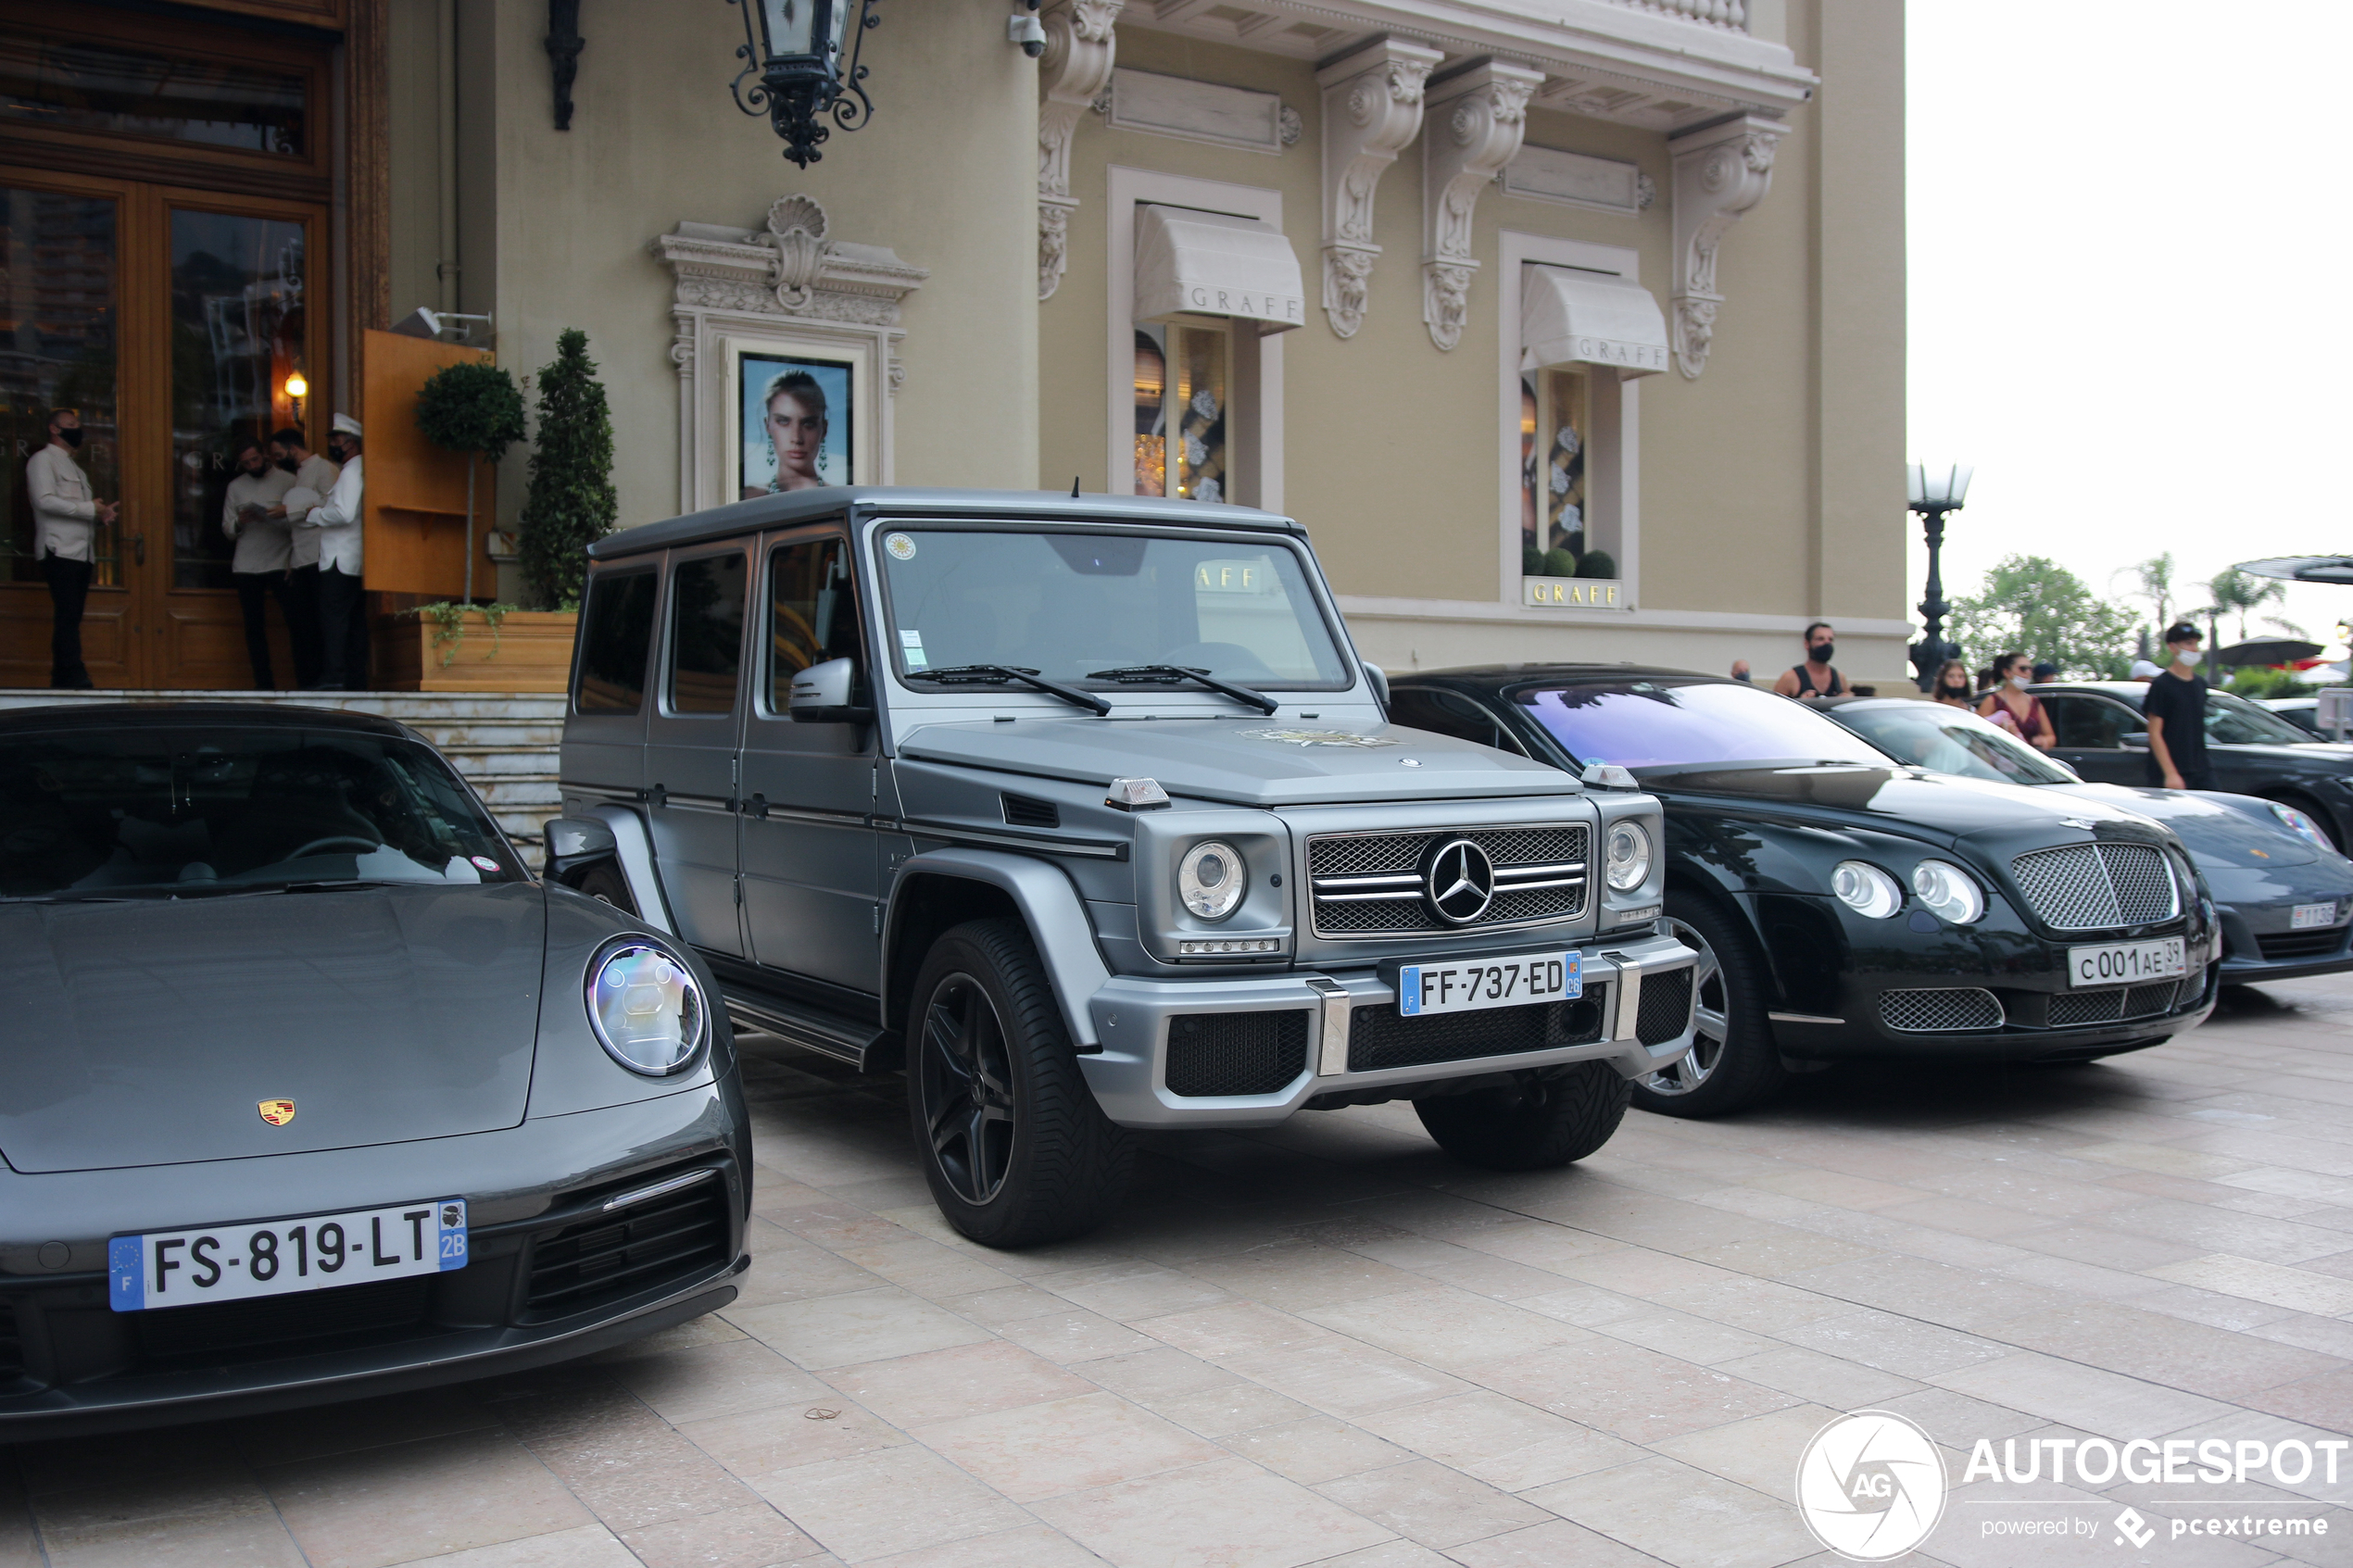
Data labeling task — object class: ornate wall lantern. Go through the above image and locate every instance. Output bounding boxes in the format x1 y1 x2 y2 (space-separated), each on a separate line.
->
728 0 881 167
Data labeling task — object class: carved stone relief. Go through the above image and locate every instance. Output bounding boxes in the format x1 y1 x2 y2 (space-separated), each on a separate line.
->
1667 114 1784 378
1419 61 1541 351
1317 37 1441 338
1038 0 1123 301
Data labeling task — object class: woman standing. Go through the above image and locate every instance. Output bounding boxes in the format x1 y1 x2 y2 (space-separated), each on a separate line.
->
1928 659 1975 709
1977 651 2057 749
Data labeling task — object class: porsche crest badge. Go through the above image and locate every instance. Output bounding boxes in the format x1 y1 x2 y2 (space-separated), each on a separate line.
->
258 1098 296 1126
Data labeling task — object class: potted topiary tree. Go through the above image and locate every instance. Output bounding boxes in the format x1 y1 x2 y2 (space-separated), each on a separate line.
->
415 358 526 607
518 328 616 611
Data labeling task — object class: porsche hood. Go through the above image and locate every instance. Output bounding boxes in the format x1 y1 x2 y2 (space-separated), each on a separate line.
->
0 884 544 1173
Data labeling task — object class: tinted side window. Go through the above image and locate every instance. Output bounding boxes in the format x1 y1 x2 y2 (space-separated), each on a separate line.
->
2045 696 2137 748
573 569 658 714
667 552 749 714
768 537 865 708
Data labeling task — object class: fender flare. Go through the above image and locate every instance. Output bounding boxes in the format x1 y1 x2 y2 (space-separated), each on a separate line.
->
884 848 1110 1049
555 805 680 938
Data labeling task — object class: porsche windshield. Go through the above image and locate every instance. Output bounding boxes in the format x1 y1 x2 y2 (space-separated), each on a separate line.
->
0 726 522 898
875 527 1352 692
1516 678 1893 771
1831 702 2078 785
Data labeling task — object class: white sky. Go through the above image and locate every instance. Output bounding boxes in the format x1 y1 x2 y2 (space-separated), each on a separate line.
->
1906 1 2353 663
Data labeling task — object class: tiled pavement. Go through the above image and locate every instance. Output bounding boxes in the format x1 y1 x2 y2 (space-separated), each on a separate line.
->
10 980 2353 1568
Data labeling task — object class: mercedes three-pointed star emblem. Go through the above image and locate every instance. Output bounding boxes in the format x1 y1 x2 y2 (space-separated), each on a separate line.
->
1422 838 1496 925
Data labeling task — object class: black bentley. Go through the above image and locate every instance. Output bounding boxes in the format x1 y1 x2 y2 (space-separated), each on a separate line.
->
1387 668 2218 1116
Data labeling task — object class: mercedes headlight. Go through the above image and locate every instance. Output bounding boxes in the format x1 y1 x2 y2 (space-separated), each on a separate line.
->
1604 822 1654 892
1911 859 1984 924
1179 840 1247 921
2269 801 2335 853
586 941 709 1075
1831 860 1904 919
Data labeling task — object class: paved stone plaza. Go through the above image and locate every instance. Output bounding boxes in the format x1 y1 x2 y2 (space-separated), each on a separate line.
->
8 979 2353 1568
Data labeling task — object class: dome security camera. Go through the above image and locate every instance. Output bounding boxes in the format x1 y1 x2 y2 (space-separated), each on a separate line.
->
1008 13 1048 56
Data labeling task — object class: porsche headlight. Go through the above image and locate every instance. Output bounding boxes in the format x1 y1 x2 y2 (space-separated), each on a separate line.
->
1604 822 1654 892
586 942 709 1075
1831 859 1904 919
2269 801 2335 853
1179 840 1247 921
1911 859 1984 924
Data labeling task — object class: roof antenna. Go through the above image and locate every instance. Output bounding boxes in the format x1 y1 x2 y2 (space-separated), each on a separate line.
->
1070 476 1081 498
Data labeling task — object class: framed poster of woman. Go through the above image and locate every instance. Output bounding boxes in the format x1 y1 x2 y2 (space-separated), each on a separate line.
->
738 354 853 498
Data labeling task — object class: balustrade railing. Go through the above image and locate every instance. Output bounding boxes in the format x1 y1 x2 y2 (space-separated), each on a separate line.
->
1606 0 1746 31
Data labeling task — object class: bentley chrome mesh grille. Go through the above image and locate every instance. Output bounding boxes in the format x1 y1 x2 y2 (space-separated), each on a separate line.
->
2008 843 2179 932
1879 988 2006 1033
1309 824 1587 938
2048 980 2188 1028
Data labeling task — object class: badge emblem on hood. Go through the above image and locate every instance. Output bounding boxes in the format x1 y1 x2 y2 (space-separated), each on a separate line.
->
2058 818 2098 831
1239 727 1396 747
258 1098 296 1126
1423 838 1497 924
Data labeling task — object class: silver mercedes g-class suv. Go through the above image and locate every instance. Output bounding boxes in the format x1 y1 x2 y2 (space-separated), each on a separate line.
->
547 488 1696 1245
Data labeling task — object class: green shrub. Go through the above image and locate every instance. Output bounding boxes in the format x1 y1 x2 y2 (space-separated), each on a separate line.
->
518 329 617 610
1523 546 1547 577
1576 548 1617 580
1541 546 1579 578
2225 666 2318 699
415 360 526 463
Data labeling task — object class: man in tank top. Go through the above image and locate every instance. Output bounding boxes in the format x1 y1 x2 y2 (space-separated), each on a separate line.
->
1772 621 1847 703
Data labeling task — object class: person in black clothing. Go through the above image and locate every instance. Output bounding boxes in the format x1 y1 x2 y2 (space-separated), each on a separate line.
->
2145 621 2213 790
1773 621 1846 702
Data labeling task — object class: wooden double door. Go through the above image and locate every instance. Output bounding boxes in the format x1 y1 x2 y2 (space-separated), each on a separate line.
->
2 167 327 688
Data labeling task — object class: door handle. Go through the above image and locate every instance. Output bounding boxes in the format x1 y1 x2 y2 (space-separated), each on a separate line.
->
647 783 668 809
122 532 145 567
747 793 769 820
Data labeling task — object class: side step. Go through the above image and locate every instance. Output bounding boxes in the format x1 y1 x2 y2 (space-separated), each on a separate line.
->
722 989 900 1074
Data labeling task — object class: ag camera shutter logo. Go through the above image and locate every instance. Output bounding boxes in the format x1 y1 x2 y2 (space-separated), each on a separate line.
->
1796 1411 1948 1561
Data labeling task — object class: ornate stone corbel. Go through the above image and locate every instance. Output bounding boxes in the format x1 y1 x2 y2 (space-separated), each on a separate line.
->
1668 114 1785 379
1420 60 1541 351
763 194 828 310
1038 0 1123 301
1317 37 1442 339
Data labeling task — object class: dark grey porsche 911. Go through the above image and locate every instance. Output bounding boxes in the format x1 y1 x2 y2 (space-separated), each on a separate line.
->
0 704 751 1436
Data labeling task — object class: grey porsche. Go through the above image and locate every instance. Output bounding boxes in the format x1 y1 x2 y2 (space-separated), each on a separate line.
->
0 704 750 1437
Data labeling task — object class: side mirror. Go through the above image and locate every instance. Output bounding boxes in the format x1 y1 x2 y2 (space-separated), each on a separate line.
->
789 657 873 723
542 814 617 880
1362 662 1390 711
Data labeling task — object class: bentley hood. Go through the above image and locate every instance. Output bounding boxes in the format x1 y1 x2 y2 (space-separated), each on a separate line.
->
0 883 544 1173
1653 764 2173 847
897 716 1584 807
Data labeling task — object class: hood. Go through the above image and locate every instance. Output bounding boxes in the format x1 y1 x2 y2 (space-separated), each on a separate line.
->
896 716 1584 808
2046 784 2319 869
1649 764 2170 845
2222 742 2353 769
0 883 544 1173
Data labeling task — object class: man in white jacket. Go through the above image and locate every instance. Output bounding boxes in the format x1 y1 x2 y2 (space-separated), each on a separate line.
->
268 424 340 688
222 439 296 688
303 413 368 690
26 408 120 689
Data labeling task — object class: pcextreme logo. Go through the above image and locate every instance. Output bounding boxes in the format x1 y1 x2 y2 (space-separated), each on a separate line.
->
1795 1411 1948 1562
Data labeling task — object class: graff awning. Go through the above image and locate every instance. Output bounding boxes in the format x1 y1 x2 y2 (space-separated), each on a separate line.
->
1135 205 1305 333
1521 264 1669 377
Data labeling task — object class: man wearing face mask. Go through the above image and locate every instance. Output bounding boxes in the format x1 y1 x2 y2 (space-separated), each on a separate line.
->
1773 621 1847 702
26 408 120 689
301 413 368 690
266 426 338 688
2145 621 2213 791
222 439 296 688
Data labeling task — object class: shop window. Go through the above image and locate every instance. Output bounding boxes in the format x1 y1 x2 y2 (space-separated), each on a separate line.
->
1133 322 1228 503
2 184 119 587
1522 367 1590 576
0 34 308 157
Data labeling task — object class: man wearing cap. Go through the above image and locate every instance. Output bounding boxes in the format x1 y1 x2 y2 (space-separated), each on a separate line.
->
301 413 368 690
2145 621 2213 791
26 408 120 688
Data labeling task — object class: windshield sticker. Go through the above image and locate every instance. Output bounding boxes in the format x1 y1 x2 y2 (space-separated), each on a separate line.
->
1239 728 1398 748
885 533 917 560
899 629 928 671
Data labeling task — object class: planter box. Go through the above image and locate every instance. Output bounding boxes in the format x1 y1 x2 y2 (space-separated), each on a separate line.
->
382 609 576 693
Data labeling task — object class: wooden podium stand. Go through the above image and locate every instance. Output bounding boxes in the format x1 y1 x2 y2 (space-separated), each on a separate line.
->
361 328 494 598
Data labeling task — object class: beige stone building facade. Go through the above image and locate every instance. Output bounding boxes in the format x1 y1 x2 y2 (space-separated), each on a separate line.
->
0 0 1904 687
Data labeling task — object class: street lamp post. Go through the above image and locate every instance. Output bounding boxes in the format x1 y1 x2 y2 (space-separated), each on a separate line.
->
728 0 882 168
1906 461 1973 692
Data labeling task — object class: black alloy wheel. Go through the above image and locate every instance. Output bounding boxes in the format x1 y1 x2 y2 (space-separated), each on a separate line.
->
1415 1061 1630 1171
1629 891 1786 1118
905 920 1134 1247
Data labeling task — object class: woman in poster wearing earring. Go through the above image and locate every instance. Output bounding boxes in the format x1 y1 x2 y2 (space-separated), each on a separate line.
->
743 372 831 499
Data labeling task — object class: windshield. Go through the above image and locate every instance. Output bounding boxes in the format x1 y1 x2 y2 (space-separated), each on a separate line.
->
1 725 522 899
1515 678 1894 771
2206 689 2319 745
875 526 1352 691
1831 702 2078 784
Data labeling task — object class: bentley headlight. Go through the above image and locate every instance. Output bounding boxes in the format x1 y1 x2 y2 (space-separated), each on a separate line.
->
2269 801 2335 853
1179 840 1247 921
1831 859 1904 919
586 942 709 1075
1604 822 1654 892
1910 859 1984 924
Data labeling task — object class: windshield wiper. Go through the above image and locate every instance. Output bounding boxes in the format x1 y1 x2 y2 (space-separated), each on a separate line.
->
1086 664 1279 715
906 664 1111 716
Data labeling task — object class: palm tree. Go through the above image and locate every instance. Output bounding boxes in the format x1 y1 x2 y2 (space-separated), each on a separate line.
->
2208 567 2287 645
2120 552 2176 632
